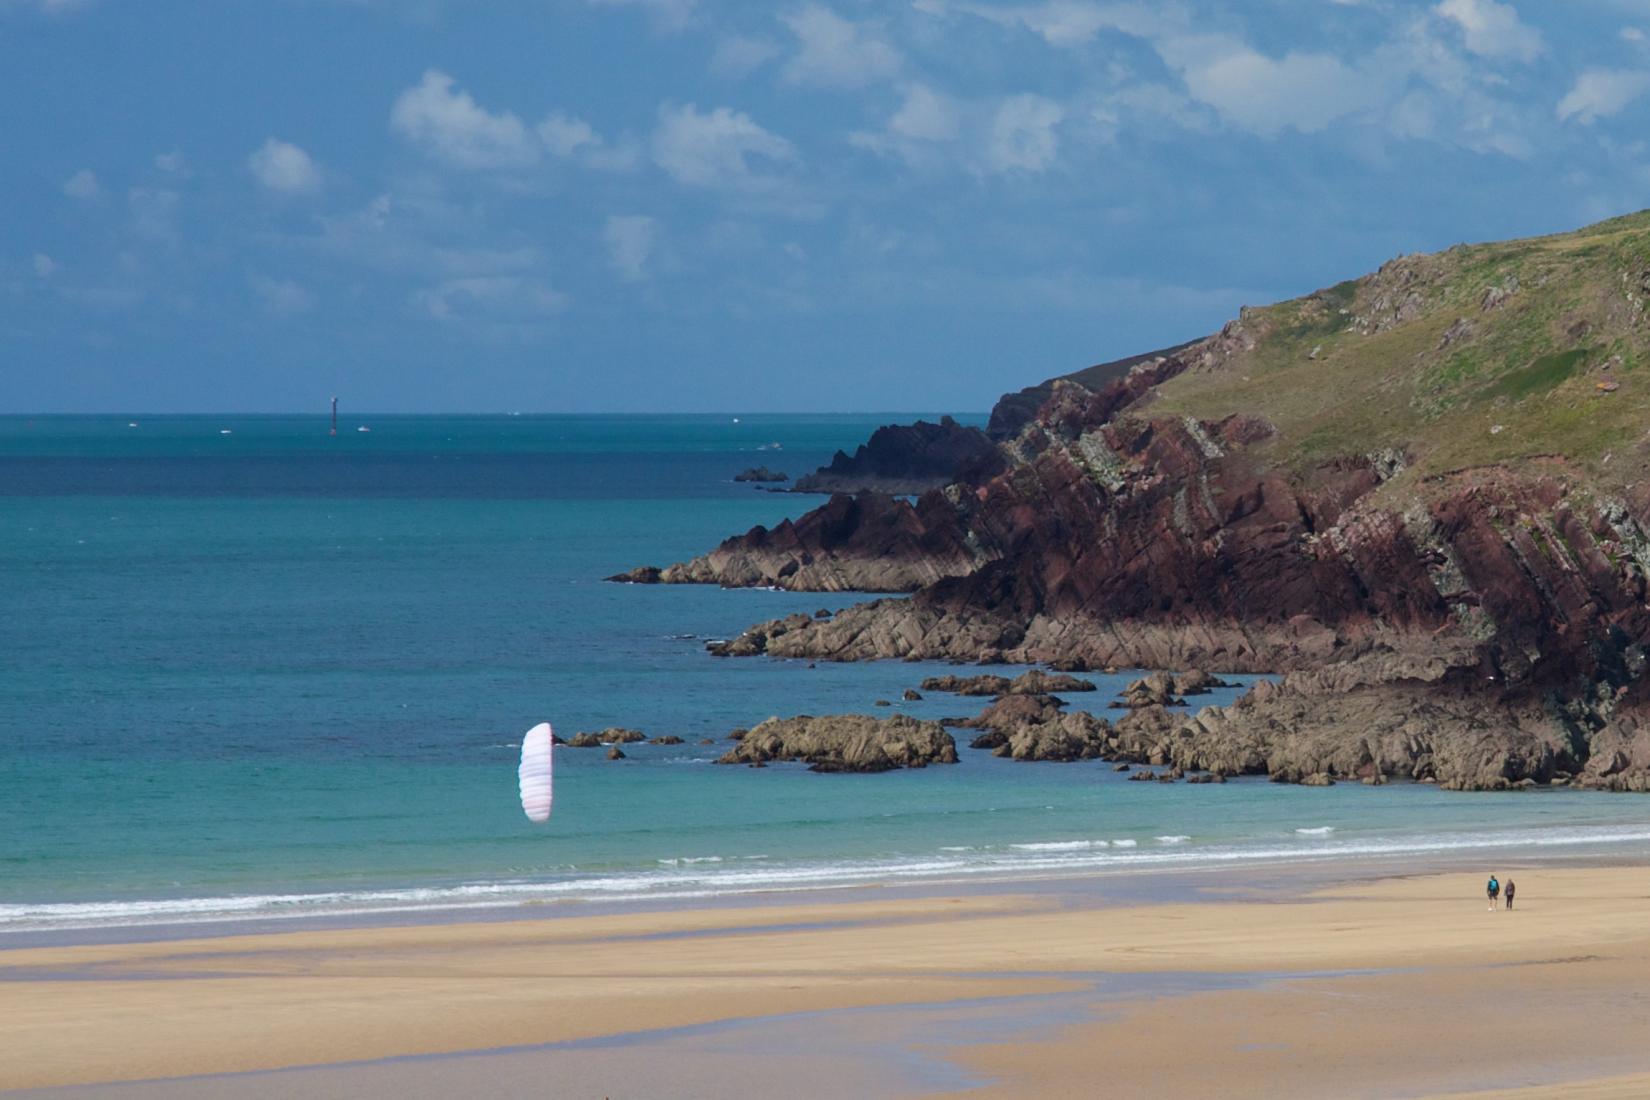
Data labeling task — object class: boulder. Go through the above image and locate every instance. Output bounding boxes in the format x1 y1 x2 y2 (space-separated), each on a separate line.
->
649 735 685 745
717 714 958 772
606 747 626 760
903 689 923 701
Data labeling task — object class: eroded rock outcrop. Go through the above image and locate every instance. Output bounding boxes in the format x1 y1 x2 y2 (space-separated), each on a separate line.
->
612 492 985 593
958 694 1114 762
717 714 958 772
1114 673 1185 709
793 416 1006 495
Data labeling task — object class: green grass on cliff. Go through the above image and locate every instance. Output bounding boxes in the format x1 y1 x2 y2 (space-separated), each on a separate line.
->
1147 209 1650 489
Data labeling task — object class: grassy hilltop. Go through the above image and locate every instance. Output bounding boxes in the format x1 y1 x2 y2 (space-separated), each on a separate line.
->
1148 210 1650 489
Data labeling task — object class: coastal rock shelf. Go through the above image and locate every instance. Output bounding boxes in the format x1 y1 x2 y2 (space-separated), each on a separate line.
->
619 212 1650 792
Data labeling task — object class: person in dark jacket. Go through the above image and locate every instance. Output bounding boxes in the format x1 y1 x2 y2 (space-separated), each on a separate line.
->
1504 879 1515 910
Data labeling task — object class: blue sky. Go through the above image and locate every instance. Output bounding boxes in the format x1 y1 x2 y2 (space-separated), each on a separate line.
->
4 0 1649 413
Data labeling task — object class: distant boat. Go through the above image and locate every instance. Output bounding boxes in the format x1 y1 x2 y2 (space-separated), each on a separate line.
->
219 429 232 435
127 422 138 428
732 417 740 423
357 425 372 433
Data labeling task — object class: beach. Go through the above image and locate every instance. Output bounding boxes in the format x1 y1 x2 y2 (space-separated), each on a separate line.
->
9 862 1650 1098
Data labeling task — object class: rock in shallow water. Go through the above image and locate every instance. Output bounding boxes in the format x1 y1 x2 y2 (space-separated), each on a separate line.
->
717 714 957 772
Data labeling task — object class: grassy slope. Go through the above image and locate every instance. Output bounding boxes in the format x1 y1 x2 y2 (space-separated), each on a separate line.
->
1147 210 1650 493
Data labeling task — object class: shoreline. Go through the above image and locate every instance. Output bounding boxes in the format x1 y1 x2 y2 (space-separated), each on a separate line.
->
9 817 1650 950
11 858 1650 1097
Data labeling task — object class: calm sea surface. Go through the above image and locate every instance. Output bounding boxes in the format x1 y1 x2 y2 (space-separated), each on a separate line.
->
4 414 1650 935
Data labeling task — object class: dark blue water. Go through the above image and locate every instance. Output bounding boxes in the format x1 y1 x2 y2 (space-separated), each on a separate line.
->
4 414 1649 934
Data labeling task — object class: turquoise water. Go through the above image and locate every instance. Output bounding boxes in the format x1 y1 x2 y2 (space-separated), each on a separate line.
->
4 414 1650 934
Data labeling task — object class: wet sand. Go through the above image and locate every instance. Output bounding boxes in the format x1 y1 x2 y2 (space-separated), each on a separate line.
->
7 866 1650 1097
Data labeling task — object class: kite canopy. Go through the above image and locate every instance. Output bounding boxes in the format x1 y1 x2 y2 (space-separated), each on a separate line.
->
518 722 554 823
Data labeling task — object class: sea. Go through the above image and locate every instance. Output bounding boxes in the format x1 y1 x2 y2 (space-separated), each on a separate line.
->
5 413 1650 939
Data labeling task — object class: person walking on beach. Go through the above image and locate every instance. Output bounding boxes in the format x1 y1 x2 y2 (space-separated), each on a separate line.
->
1487 874 1500 911
1504 879 1515 910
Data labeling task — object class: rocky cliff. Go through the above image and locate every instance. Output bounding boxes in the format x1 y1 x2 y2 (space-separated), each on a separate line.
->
619 211 1650 790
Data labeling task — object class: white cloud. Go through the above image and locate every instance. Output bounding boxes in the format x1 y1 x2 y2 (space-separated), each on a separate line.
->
62 169 101 200
780 5 902 88
128 187 180 243
604 214 658 280
391 70 538 171
1015 0 1156 46
710 34 781 77
538 112 641 170
588 0 695 32
1557 68 1650 123
248 272 315 316
1177 43 1383 135
413 276 567 322
651 102 796 188
891 84 961 141
1622 27 1646 43
154 150 187 174
929 0 1175 48
537 112 599 157
33 253 57 278
1435 0 1543 62
847 85 962 166
5 0 94 11
984 93 1062 173
247 138 322 195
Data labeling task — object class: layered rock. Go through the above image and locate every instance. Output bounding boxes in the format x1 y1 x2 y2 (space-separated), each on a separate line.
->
717 714 959 772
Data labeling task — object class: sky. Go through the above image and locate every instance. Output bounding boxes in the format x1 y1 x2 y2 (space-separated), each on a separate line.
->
3 0 1649 413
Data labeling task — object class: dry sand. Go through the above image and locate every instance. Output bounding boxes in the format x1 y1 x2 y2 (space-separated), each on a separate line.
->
6 867 1650 1097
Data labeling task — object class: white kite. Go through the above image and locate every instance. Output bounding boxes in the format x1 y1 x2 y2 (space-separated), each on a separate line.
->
518 722 554 823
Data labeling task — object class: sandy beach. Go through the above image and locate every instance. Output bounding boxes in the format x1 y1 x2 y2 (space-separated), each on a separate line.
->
8 865 1650 1098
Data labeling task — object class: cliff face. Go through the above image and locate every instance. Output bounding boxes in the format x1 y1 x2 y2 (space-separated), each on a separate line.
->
618 211 1650 789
